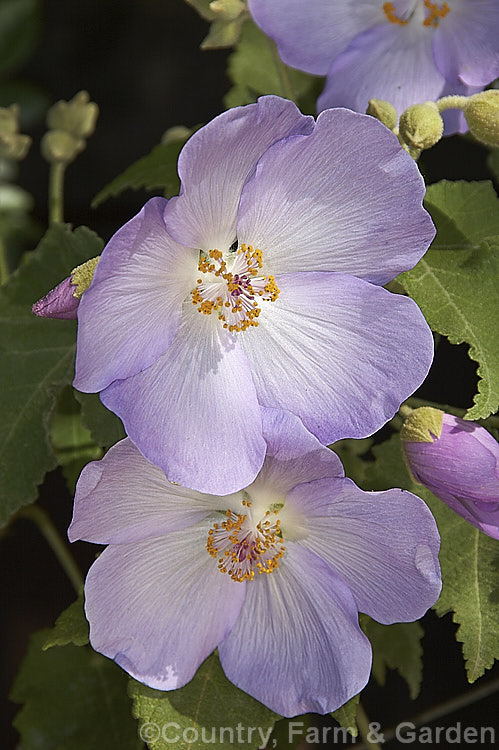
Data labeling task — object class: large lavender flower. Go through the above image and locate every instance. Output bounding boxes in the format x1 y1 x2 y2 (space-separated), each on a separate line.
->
74 96 435 495
249 1 499 129
69 409 441 717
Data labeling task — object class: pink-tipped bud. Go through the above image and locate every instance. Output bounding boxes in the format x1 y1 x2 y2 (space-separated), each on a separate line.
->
32 256 99 320
401 407 499 540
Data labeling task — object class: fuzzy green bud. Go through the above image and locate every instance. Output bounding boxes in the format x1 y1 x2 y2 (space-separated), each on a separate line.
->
400 407 444 443
462 90 499 147
366 99 398 131
41 130 85 164
399 102 444 150
0 105 31 160
47 91 99 140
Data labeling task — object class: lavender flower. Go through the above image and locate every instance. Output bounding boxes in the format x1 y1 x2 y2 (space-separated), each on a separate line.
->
248 1 499 131
69 409 441 717
401 407 499 539
74 96 435 495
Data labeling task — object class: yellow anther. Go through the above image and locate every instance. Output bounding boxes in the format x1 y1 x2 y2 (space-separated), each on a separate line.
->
422 0 449 26
383 2 408 24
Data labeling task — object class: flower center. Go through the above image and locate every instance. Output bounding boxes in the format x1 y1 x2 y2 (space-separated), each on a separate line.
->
190 244 279 333
382 0 449 27
206 499 285 582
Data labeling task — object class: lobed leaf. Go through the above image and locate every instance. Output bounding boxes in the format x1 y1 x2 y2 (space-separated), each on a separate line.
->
129 652 278 749
361 618 424 699
74 391 125 449
399 180 499 421
0 224 103 527
11 631 141 750
43 591 90 650
330 693 359 738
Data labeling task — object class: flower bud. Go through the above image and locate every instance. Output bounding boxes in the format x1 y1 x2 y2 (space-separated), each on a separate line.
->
401 407 499 540
47 91 99 140
0 105 31 161
41 130 85 165
32 257 99 320
462 90 499 147
399 102 444 150
366 99 398 131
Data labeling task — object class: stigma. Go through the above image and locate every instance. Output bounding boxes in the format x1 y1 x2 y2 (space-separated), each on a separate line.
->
190 244 279 333
206 499 285 582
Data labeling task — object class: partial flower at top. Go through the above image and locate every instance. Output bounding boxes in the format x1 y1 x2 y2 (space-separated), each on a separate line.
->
248 0 499 131
74 96 435 495
69 409 441 717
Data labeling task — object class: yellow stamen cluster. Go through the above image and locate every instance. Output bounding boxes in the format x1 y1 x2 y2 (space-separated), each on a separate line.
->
422 0 449 26
190 244 280 333
383 0 449 27
206 501 285 583
383 2 409 25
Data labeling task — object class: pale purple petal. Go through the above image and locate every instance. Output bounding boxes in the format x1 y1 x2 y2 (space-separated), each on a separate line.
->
239 272 434 445
84 522 246 690
285 478 441 623
318 22 445 115
433 0 499 87
237 108 434 285
219 542 371 716
164 97 313 253
74 198 198 393
248 0 382 75
246 408 343 514
69 438 221 545
32 276 79 320
100 305 266 495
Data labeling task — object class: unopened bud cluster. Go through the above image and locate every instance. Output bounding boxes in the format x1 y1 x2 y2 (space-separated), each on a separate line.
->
41 91 98 165
187 0 248 48
0 105 31 161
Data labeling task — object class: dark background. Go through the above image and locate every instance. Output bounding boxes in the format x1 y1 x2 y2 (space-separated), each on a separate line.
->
1 1 498 748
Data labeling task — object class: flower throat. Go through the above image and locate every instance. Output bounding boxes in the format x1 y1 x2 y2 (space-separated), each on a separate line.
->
190 244 279 333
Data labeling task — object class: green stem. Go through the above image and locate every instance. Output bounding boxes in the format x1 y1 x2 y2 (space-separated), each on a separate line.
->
48 162 66 224
436 95 468 112
269 39 296 102
356 703 383 750
0 234 9 285
20 505 83 593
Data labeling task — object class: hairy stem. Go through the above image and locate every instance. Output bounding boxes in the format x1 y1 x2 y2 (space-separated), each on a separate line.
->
48 162 66 224
357 703 383 750
0 234 9 285
269 39 296 102
20 505 83 593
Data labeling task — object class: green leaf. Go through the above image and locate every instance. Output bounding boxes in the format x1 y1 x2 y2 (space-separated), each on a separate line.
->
129 652 278 749
399 180 499 420
363 432 499 683
0 0 41 76
0 224 103 528
75 391 126 449
224 20 317 109
52 388 101 491
11 631 141 750
361 618 423 699
43 592 89 649
92 136 193 208
331 694 360 738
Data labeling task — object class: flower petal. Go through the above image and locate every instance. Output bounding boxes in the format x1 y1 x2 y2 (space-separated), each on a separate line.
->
239 272 434 445
286 477 441 623
69 438 222 545
318 22 445 115
163 97 313 253
84 522 246 690
219 541 371 717
237 108 434 285
100 305 266 495
248 0 382 75
246 408 344 516
433 0 499 87
74 198 198 393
